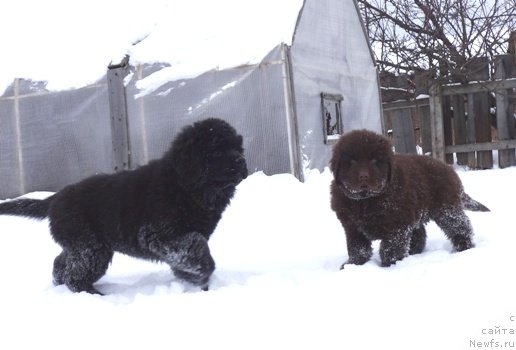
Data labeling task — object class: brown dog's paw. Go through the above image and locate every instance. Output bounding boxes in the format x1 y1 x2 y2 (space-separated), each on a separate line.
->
340 257 370 269
452 236 475 252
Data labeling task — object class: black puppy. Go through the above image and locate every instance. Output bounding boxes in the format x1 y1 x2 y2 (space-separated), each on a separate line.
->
0 118 247 294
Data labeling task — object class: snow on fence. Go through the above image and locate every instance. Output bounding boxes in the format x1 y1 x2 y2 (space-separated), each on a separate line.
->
382 55 516 169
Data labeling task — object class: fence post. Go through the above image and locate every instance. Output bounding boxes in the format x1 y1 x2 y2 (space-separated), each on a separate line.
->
494 55 516 168
107 56 131 172
429 83 445 162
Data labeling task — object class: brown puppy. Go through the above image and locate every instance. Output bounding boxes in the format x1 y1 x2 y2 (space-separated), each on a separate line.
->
330 129 489 268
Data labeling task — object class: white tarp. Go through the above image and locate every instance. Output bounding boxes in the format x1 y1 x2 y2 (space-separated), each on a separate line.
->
0 0 382 198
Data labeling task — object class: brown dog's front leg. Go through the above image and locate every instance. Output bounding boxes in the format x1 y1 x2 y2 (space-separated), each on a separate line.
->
379 231 410 267
341 227 373 269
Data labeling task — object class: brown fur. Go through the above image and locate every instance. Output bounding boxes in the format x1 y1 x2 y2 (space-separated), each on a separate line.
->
330 129 489 267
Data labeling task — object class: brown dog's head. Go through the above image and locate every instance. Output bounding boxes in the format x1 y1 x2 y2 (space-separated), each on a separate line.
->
330 129 392 200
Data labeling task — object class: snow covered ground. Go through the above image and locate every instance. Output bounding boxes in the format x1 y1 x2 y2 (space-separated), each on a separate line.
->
1 166 514 350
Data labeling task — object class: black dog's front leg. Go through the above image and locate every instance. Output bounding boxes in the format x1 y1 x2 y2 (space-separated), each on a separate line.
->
149 231 215 289
341 225 373 269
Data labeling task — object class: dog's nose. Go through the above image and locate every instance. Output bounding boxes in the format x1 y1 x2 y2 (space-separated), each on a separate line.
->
358 170 370 182
236 156 248 179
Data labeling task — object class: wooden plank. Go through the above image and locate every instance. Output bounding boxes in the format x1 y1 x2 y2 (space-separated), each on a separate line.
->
107 61 130 173
429 84 445 162
464 60 489 168
441 78 516 96
494 55 516 168
383 98 429 111
452 94 468 165
13 78 25 195
419 105 432 154
391 108 417 154
443 96 454 164
473 90 493 169
445 139 516 153
466 93 478 168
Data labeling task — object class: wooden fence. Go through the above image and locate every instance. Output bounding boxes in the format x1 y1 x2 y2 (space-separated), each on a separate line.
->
382 55 516 169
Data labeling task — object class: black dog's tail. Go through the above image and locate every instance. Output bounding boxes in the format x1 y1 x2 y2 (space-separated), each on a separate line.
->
0 197 53 219
461 193 490 212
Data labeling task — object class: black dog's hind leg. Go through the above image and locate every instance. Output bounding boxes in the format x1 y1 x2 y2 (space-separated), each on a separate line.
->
149 232 215 290
52 251 67 286
53 247 113 294
409 225 427 255
432 206 474 252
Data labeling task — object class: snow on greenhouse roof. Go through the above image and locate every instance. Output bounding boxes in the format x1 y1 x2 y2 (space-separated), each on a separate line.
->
0 0 303 93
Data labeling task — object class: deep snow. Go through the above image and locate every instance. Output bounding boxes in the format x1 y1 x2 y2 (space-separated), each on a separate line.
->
1 166 515 350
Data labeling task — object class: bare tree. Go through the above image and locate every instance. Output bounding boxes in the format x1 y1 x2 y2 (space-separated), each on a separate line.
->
358 0 516 81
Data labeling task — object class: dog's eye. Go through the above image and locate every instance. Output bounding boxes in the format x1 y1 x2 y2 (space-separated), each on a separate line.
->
341 154 356 165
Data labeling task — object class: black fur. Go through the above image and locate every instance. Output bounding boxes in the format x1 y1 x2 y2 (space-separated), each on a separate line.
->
0 197 51 218
0 118 248 294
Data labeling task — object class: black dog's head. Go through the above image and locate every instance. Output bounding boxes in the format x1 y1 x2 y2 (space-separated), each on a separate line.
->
166 118 248 205
330 129 392 200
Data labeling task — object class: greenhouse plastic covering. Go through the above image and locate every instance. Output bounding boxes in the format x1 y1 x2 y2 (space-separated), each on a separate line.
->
0 0 382 198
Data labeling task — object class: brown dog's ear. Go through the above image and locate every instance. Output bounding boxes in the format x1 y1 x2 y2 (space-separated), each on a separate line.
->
387 157 392 183
329 146 341 179
329 154 337 174
386 139 395 183
330 145 338 174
